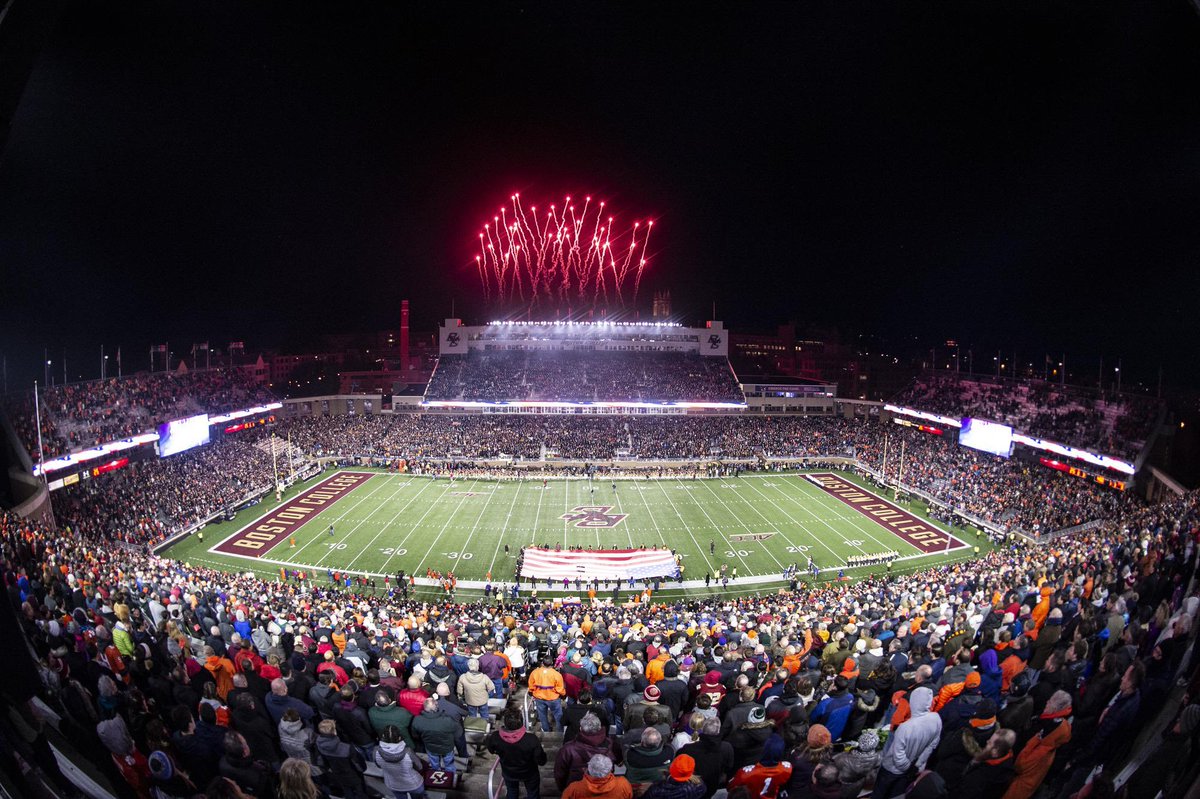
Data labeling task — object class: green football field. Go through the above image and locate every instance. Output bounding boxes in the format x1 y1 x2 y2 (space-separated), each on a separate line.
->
167 470 989 598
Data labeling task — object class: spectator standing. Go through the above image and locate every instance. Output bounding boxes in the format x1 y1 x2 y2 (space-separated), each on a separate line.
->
486 708 548 799
562 754 633 799
529 657 566 733
373 725 426 799
873 686 941 799
457 659 494 718
644 753 706 799
411 696 459 774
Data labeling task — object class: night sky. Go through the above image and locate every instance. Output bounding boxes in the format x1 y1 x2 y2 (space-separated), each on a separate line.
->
1 2 1199 389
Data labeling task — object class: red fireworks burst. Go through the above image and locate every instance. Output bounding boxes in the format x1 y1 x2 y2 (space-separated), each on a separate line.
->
476 194 654 308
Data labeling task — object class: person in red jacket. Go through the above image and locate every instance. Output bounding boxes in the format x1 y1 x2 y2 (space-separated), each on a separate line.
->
397 675 431 717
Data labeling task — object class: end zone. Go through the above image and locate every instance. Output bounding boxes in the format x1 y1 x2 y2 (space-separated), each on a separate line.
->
212 471 374 555
804 472 968 553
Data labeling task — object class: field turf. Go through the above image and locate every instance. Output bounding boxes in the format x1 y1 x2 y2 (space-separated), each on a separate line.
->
166 470 988 598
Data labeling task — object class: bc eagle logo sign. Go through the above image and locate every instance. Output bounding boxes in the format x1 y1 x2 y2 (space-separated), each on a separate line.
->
708 334 722 349
446 332 461 347
560 506 628 528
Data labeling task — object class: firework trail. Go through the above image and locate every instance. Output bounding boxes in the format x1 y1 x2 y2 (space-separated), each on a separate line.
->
476 194 653 309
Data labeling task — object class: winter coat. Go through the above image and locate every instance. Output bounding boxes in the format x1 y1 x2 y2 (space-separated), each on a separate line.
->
959 753 1016 799
374 740 425 794
556 727 625 789
398 686 430 717
315 732 366 796
979 650 1003 703
679 732 736 799
424 663 458 695
457 670 494 706
369 703 415 748
561 772 634 799
486 726 548 780
1090 690 1141 765
880 686 941 775
624 743 675 784
231 705 281 765
643 776 707 799
1001 718 1070 799
1028 622 1062 671
278 718 323 775
264 691 313 726
205 655 236 700
332 699 376 746
657 677 689 721
834 747 882 798
218 752 275 799
934 724 995 791
811 691 854 742
939 689 985 735
728 719 775 769
412 708 459 755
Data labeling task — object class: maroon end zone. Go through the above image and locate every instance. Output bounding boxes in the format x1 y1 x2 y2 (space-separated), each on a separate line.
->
214 471 374 556
804 473 968 553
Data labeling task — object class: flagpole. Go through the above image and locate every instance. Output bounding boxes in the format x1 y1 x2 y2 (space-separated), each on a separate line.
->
881 428 889 480
34 381 46 483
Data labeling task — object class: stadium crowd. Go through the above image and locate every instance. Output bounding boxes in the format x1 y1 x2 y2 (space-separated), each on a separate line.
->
425 351 745 404
4 369 275 462
894 376 1162 460
4 453 1200 799
30 414 1139 553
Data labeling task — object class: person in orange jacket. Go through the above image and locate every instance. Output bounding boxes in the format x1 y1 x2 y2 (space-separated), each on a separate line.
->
203 646 236 700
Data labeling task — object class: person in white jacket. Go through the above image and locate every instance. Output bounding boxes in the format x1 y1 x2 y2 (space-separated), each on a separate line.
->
872 685 942 799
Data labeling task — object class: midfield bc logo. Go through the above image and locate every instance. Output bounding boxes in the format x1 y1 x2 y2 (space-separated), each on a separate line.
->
560 506 628 528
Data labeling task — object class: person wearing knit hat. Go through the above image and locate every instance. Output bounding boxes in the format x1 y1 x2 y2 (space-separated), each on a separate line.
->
643 753 704 799
808 724 832 748
834 728 884 799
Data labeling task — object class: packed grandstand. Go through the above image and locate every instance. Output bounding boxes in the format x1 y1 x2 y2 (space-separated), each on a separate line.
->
1 344 1197 799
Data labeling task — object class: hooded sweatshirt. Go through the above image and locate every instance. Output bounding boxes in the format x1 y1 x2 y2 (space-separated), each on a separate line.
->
880 686 941 775
374 740 425 793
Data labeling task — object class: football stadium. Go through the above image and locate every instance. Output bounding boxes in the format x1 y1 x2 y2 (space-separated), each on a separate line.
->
2 5 1200 799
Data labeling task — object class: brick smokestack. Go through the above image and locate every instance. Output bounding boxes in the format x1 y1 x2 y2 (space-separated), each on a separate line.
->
400 300 410 371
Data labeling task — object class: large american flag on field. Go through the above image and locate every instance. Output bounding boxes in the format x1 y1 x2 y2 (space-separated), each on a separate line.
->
520 547 680 582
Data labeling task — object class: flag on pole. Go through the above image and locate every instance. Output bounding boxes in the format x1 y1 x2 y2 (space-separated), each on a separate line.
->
519 546 679 582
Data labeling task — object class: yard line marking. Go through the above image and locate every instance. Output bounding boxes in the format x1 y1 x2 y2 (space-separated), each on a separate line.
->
611 480 634 549
411 480 482 575
486 480 524 577
696 478 798 570
345 476 436 571
630 478 676 559
688 478 785 573
452 478 505 573
311 477 413 567
652 479 721 574
738 477 847 562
